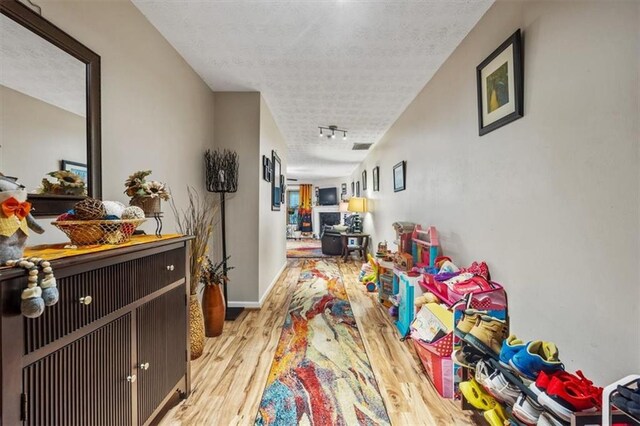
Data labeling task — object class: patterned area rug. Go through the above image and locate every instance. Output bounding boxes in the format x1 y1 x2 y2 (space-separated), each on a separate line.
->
255 260 390 425
287 240 329 258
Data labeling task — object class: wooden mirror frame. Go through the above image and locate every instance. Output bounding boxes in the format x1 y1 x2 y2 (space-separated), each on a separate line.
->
0 0 101 216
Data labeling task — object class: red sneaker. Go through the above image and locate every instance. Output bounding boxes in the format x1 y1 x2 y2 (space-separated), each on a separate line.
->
538 373 602 422
530 370 593 398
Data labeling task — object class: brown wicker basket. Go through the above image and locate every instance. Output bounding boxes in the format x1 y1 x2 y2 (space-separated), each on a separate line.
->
52 219 146 245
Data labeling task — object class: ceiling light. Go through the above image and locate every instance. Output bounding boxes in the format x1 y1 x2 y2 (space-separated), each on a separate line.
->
318 125 348 141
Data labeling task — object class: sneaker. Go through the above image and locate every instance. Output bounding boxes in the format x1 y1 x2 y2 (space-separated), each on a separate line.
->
617 380 640 404
530 370 593 400
509 341 563 380
452 345 485 370
536 412 566 426
484 370 521 405
475 359 494 389
460 377 497 411
464 315 509 356
537 374 602 422
454 309 487 339
512 393 544 425
484 403 508 426
612 394 640 416
500 335 528 368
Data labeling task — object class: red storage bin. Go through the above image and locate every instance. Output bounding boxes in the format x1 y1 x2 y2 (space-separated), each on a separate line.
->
413 337 454 398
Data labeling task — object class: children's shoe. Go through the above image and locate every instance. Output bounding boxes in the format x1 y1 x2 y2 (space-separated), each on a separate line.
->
530 370 593 400
452 345 484 370
500 335 528 368
464 315 509 356
537 375 602 422
612 394 640 416
536 412 566 426
484 370 521 405
474 359 494 389
509 341 563 380
617 380 640 404
454 309 487 338
459 377 497 411
512 393 544 425
483 403 508 426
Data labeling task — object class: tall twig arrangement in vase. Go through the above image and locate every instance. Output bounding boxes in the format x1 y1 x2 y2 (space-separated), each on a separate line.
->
205 149 242 321
170 187 217 359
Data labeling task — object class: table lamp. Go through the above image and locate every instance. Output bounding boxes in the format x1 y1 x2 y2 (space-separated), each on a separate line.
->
347 197 368 233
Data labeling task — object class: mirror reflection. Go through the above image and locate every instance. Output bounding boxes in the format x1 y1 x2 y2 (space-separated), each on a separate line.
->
0 12 87 195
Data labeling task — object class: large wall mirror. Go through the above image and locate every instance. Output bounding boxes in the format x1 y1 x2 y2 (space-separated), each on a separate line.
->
0 0 101 216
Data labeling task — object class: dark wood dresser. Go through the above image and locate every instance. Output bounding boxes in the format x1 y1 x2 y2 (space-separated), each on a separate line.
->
0 235 192 425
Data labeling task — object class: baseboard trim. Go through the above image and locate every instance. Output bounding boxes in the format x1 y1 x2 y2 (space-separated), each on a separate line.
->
227 261 287 309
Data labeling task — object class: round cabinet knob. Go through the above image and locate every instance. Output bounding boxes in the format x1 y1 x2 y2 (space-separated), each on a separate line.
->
79 296 93 305
139 362 150 370
166 265 175 271
127 374 137 383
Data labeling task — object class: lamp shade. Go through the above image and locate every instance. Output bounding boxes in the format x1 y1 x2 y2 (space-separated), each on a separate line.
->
347 197 368 213
339 201 349 213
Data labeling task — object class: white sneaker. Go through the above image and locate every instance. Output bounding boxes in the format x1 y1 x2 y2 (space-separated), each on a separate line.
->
474 360 493 389
484 371 520 405
513 393 543 425
537 412 565 426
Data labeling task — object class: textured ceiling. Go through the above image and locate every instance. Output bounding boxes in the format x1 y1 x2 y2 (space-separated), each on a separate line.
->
0 13 86 117
133 0 493 179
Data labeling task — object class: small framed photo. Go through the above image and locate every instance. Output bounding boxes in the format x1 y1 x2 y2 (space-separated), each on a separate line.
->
341 183 347 195
356 181 360 197
351 181 354 196
60 160 88 183
373 166 379 192
477 29 523 136
262 155 272 182
362 170 367 190
281 175 286 203
393 161 406 192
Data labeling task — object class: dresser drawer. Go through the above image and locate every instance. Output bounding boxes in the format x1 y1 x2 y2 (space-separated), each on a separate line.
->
134 248 186 299
24 260 136 354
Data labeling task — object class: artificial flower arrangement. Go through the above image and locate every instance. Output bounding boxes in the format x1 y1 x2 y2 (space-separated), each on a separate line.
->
124 170 171 200
38 170 87 196
124 170 170 215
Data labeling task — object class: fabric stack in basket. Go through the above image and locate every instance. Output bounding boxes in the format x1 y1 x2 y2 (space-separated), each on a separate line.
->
51 198 146 245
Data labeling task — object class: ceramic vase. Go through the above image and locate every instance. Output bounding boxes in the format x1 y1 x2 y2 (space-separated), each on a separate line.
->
202 283 225 337
189 294 205 360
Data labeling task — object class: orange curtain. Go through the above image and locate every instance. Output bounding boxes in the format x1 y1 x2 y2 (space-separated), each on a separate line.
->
299 184 313 210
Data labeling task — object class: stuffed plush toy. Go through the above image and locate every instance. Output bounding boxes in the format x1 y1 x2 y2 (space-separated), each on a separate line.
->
414 292 439 307
0 175 44 263
0 175 56 318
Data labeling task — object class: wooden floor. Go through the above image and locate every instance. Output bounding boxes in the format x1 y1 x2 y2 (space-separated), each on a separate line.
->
159 259 480 426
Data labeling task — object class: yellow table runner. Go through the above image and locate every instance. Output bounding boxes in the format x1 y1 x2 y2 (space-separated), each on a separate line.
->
22 234 184 262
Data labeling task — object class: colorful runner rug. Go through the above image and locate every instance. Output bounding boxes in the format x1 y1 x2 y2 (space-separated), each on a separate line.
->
286 240 329 258
255 260 390 425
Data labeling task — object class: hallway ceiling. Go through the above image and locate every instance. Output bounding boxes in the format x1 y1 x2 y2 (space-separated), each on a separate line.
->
133 0 493 180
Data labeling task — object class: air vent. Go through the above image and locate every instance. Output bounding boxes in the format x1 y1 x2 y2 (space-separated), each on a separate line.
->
352 143 372 151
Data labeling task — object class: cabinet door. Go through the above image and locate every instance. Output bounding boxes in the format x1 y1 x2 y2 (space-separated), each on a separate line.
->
22 314 133 426
136 286 186 425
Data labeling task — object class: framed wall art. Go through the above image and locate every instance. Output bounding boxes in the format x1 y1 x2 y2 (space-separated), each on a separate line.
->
271 150 281 210
262 155 271 182
362 170 367 190
393 161 406 192
477 29 523 136
372 166 379 192
351 181 354 196
356 181 360 197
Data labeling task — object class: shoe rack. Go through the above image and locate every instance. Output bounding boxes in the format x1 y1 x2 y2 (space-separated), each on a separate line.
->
601 375 640 426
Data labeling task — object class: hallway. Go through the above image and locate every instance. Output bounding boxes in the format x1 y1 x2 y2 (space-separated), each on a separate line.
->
159 259 479 425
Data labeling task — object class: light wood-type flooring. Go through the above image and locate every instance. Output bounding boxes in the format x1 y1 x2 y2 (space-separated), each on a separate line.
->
159 259 480 425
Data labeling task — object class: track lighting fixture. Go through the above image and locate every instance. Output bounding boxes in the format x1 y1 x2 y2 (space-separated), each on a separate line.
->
318 125 348 140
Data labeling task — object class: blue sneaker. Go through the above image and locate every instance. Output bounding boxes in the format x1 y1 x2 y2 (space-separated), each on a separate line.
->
499 335 528 368
509 341 563 380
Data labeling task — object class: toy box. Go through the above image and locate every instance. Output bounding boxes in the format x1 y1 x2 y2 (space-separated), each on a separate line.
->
413 336 455 398
395 272 423 337
420 275 507 309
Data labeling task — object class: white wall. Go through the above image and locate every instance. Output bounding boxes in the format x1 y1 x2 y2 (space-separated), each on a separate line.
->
258 96 287 301
351 0 639 384
213 92 261 304
18 0 216 245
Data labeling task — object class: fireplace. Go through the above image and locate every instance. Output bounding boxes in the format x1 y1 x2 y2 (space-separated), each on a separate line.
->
319 212 341 236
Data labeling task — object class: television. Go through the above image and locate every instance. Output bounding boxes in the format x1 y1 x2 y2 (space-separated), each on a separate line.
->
318 187 338 206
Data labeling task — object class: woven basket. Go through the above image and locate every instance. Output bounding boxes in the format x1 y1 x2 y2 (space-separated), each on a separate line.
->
130 197 161 215
52 219 146 245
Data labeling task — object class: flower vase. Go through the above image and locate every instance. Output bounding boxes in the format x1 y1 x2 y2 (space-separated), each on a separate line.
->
202 283 225 337
189 294 205 360
130 196 161 215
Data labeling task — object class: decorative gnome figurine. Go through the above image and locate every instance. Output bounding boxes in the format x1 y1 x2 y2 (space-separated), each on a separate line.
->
0 175 57 318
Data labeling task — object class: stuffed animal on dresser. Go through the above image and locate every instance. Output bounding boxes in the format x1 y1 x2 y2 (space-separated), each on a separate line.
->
0 175 44 263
